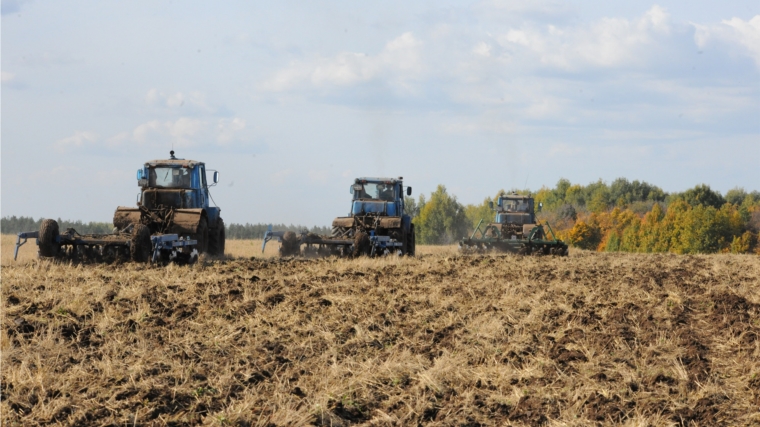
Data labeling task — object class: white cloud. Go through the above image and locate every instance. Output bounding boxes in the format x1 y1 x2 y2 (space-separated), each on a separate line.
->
56 130 98 150
548 142 583 157
216 118 246 144
106 117 248 148
308 169 329 184
131 118 206 148
477 0 571 17
262 32 424 92
144 89 212 111
270 168 294 185
694 15 760 67
1 71 15 83
473 41 492 57
441 117 517 135
494 5 672 70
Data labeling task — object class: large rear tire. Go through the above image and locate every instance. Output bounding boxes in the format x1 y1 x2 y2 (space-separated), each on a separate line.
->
408 224 416 257
195 217 209 254
38 219 60 257
130 224 152 263
208 218 225 256
218 220 226 256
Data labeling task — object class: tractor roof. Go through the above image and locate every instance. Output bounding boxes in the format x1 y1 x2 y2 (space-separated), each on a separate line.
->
500 193 533 201
145 151 201 168
145 158 201 168
355 177 403 184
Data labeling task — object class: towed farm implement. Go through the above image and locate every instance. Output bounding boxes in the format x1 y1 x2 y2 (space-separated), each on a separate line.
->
14 151 225 264
460 193 568 256
15 219 198 264
263 177 416 257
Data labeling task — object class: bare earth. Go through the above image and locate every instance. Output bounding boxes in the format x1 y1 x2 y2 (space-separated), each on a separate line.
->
2 236 759 426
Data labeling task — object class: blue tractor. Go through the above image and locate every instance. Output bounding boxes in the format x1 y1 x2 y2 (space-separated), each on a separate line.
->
459 192 568 256
113 150 225 255
13 151 220 264
264 177 415 257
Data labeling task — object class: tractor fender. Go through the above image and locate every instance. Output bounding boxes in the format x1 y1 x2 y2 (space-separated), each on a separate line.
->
401 215 412 233
379 217 402 229
170 209 206 235
113 207 141 230
205 207 221 228
332 217 355 228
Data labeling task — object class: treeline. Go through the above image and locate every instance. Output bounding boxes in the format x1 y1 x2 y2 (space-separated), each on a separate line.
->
1 216 330 239
0 216 114 235
408 179 760 254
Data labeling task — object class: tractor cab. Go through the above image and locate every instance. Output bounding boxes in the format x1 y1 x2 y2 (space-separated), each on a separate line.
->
136 151 218 210
495 193 536 226
114 151 224 254
349 177 411 217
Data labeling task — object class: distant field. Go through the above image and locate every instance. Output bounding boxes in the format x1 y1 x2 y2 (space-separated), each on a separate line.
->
2 235 759 425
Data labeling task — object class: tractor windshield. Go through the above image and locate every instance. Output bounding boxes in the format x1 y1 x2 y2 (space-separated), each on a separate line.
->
502 198 532 213
149 167 192 188
355 183 396 201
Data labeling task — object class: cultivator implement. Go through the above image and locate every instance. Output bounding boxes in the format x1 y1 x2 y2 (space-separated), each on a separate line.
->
14 219 198 264
262 225 405 257
262 177 415 258
460 219 568 255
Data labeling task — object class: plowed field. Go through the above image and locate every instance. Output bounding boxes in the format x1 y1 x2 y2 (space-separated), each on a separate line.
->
2 243 760 426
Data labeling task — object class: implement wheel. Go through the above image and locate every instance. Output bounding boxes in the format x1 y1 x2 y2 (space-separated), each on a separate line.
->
352 231 370 257
38 219 60 257
280 231 299 257
130 224 152 263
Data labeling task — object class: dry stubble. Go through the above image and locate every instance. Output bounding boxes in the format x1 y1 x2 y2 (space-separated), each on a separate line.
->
2 237 760 426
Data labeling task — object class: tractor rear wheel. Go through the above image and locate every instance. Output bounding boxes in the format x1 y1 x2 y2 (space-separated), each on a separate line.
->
38 219 60 257
130 224 152 263
195 217 209 254
352 231 370 257
218 220 226 255
405 225 416 256
208 218 226 256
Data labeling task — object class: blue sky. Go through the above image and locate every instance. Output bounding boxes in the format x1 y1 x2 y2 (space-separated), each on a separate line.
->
2 0 758 226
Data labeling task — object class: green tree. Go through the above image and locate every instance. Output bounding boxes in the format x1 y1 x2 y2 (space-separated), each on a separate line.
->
464 198 494 231
565 184 586 207
725 187 747 206
414 185 468 244
677 184 726 209
553 178 572 204
588 188 611 213
404 196 420 219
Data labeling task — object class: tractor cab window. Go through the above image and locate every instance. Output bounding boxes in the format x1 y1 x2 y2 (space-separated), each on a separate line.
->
502 199 518 212
354 182 396 201
149 167 191 188
502 198 531 213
